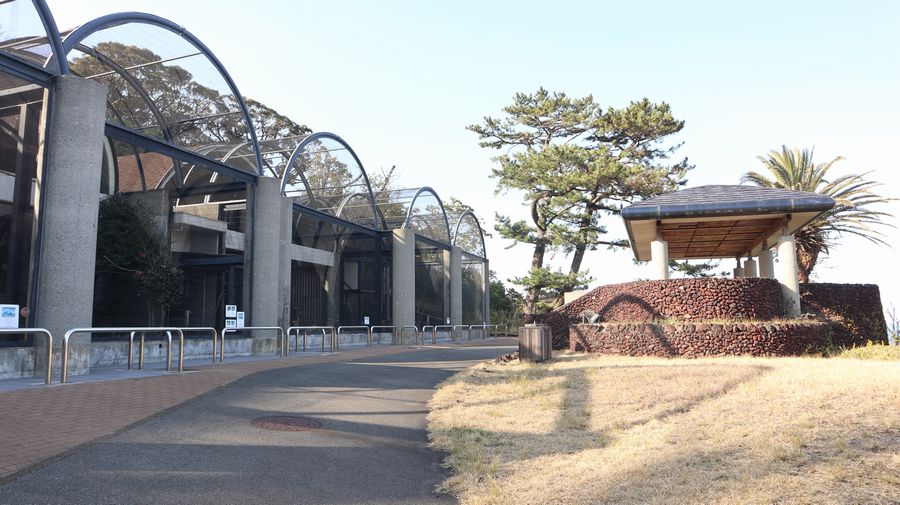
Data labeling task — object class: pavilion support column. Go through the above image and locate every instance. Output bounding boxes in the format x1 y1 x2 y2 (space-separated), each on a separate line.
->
392 229 416 329
743 257 758 278
650 234 669 280
33 76 108 378
758 249 775 278
733 258 744 279
775 234 801 317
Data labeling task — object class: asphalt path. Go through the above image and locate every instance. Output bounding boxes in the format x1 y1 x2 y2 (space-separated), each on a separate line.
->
0 343 514 505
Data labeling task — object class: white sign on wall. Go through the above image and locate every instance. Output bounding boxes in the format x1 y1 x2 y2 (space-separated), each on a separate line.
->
236 312 245 328
225 319 237 328
225 305 237 318
0 304 18 329
363 316 370 325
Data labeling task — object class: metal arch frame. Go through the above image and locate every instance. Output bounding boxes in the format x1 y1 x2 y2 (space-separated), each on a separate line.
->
56 12 265 175
33 0 68 75
403 186 452 245
280 131 380 230
452 209 487 259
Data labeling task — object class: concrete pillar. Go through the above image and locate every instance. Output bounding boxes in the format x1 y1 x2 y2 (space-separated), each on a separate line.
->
732 267 744 278
650 235 669 280
758 249 775 278
483 259 490 326
248 177 286 354
743 257 758 278
442 249 451 323
449 246 462 325
392 228 416 328
775 234 801 317
278 198 292 329
33 76 108 377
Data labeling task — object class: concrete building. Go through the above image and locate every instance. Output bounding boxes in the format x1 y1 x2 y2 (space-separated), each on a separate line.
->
0 2 488 379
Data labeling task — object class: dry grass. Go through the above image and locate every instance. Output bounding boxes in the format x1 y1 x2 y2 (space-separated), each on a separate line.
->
428 352 900 505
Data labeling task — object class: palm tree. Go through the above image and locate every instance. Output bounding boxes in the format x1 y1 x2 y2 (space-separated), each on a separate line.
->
742 146 894 283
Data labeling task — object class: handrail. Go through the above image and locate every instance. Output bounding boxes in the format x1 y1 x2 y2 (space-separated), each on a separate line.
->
433 325 453 344
221 327 285 362
0 328 53 385
63 327 184 384
422 325 435 344
337 325 371 347
453 324 469 341
399 325 419 345
469 324 489 340
370 325 395 346
286 326 335 353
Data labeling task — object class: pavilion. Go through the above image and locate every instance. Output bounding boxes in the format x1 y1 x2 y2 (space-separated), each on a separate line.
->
622 185 836 316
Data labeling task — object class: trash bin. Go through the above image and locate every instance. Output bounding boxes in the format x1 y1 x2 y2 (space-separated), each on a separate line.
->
519 324 552 362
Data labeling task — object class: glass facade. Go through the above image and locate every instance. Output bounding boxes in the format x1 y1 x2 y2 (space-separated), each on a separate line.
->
415 239 447 327
0 70 44 340
291 209 385 327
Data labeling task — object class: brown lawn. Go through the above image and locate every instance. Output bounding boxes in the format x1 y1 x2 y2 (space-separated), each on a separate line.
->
428 352 900 505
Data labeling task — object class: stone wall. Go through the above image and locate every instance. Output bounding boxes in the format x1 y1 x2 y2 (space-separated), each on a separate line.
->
538 278 783 348
800 283 888 346
569 321 832 357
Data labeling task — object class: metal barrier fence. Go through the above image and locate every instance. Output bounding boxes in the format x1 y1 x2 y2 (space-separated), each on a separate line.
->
452 324 468 341
180 327 219 363
286 326 336 353
0 328 53 385
398 325 420 345
221 327 285 362
337 325 371 347
422 325 435 344
127 327 218 370
369 325 395 345
468 324 485 339
63 327 185 384
433 325 453 343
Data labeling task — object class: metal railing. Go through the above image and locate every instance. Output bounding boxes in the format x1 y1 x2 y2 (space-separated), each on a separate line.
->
0 328 53 385
433 325 453 344
63 327 185 384
369 325 395 346
127 330 169 371
422 325 435 344
453 324 469 341
337 325 371 347
221 327 285 362
399 325 420 345
179 327 219 363
286 326 336 353
468 324 485 339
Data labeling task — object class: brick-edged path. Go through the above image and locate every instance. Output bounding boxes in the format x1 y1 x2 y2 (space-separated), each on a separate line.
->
0 339 515 481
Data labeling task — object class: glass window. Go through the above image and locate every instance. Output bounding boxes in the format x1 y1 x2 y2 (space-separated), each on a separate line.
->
0 70 44 340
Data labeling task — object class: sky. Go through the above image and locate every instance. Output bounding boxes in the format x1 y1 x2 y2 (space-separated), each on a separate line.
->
48 0 900 319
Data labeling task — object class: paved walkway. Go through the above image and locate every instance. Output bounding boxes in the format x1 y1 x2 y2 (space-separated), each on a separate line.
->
0 338 515 504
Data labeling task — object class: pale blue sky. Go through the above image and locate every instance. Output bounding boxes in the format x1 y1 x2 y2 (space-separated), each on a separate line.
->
49 1 900 313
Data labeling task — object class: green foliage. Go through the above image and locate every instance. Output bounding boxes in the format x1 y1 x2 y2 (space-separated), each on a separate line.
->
668 260 726 278
489 272 524 325
95 194 184 314
742 146 895 282
470 88 690 313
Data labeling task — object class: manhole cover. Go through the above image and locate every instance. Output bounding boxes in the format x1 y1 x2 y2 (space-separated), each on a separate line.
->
251 416 322 432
